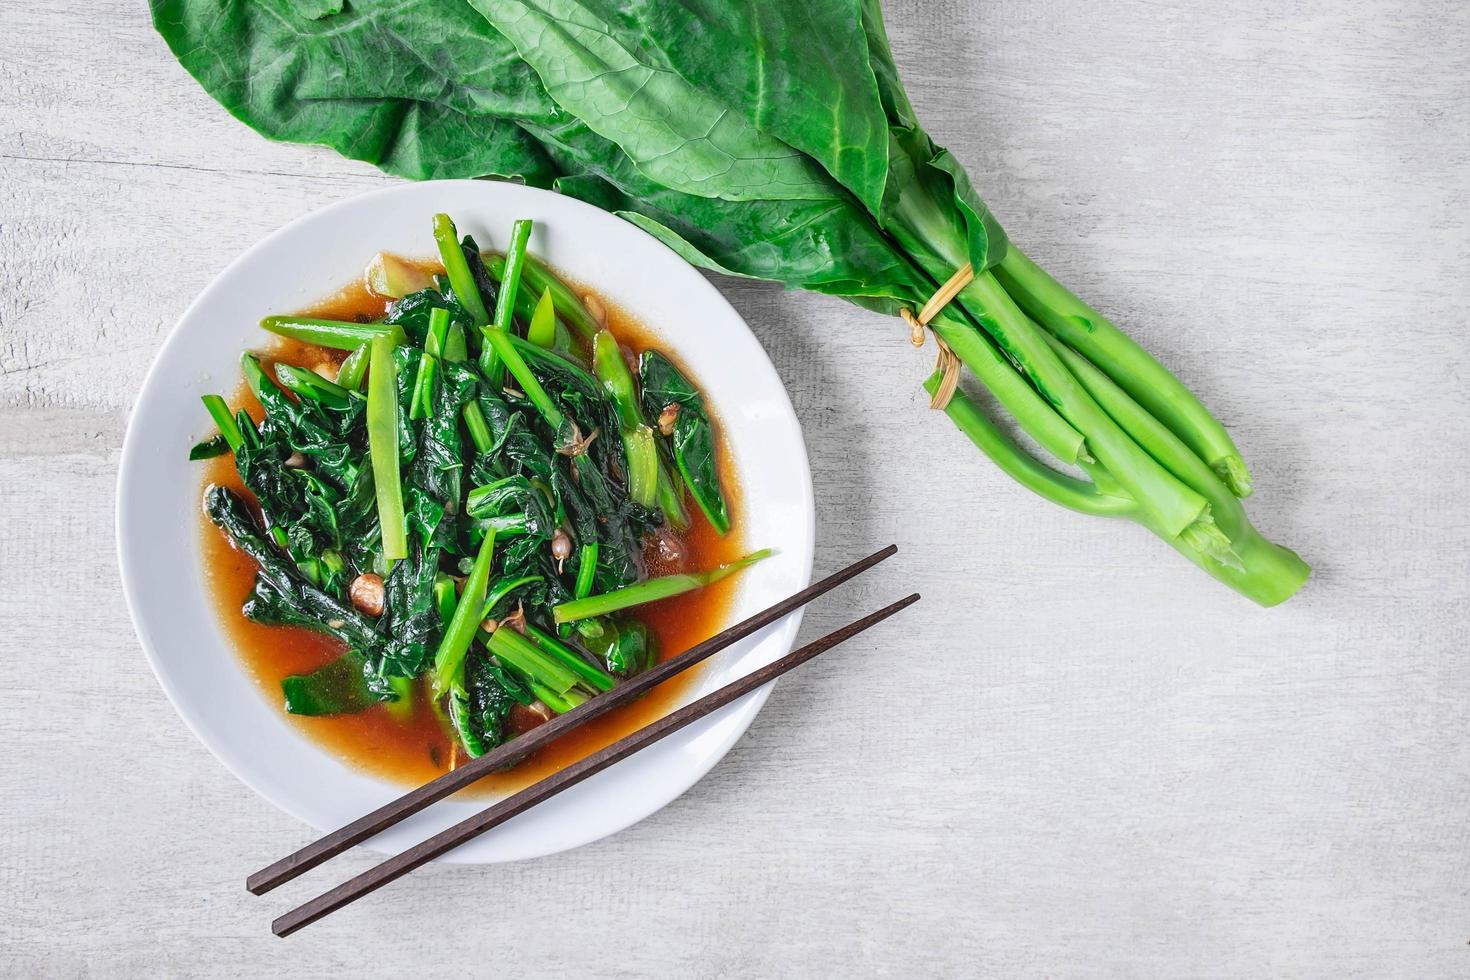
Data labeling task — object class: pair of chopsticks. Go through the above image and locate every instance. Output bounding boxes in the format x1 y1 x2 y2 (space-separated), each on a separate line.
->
252 544 913 937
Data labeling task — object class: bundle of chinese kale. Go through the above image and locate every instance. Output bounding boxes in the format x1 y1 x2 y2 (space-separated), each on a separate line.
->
152 0 1309 604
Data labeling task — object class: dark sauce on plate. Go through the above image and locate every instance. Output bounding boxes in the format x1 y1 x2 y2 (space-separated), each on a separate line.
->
199 262 744 794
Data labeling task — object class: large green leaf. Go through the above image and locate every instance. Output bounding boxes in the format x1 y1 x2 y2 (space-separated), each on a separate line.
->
533 118 928 309
472 0 835 202
556 0 892 216
150 0 561 183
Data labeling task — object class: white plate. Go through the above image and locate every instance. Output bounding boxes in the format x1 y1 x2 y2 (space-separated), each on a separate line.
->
117 180 815 863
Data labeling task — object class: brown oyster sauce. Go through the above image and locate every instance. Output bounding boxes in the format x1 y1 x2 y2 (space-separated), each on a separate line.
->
199 260 745 796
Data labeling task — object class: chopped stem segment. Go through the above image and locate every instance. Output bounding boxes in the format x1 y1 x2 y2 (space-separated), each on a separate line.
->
482 328 564 430
367 334 407 563
275 364 353 409
574 543 597 599
482 625 581 695
481 219 533 386
524 624 614 692
432 213 490 326
486 252 599 341
409 307 450 421
201 394 245 452
553 549 772 624
527 287 556 347
432 530 495 695
261 316 404 350
336 344 370 391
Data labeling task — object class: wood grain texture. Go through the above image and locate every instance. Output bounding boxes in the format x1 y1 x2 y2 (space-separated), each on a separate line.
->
2 0 1467 976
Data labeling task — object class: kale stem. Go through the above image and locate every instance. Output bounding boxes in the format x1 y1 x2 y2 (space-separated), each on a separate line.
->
486 252 599 341
524 624 615 692
553 549 772 624
336 343 370 391
462 402 493 453
574 542 597 599
431 529 495 695
432 213 490 326
593 329 658 508
482 329 564 430
275 364 352 409
367 334 408 563
260 316 404 350
527 287 556 347
995 246 1252 497
482 626 581 694
958 273 1210 539
530 681 584 714
201 394 244 452
409 307 449 421
481 219 533 386
928 313 1088 465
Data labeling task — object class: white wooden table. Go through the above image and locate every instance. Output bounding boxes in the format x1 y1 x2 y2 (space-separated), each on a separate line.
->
3 1 1467 976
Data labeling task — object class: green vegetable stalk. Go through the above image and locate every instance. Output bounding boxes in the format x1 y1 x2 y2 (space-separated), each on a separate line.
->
433 213 490 326
554 549 772 624
480 218 533 386
593 330 658 509
433 530 495 695
261 315 403 351
367 333 408 563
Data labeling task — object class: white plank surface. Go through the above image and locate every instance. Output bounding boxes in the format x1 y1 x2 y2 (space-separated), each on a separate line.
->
3 0 1468 976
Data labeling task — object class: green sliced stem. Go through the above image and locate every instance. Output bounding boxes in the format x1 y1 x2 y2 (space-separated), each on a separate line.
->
592 330 641 430
336 344 370 391
483 329 564 430
275 364 353 409
925 374 1133 518
201 394 245 452
432 213 490 326
530 682 586 714
385 675 414 721
482 625 581 695
574 543 597 599
442 323 468 363
481 219 533 385
463 402 493 454
261 316 403 351
995 246 1252 497
524 624 615 693
486 252 599 341
527 287 556 347
433 574 457 624
431 530 495 695
367 334 407 563
409 307 450 421
553 549 772 624
654 456 690 530
595 332 661 508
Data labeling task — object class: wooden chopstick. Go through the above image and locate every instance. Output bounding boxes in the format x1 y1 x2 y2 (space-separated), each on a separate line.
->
248 544 899 896
272 590 919 937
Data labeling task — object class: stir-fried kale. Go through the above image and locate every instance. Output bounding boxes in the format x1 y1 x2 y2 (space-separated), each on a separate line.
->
194 212 763 759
